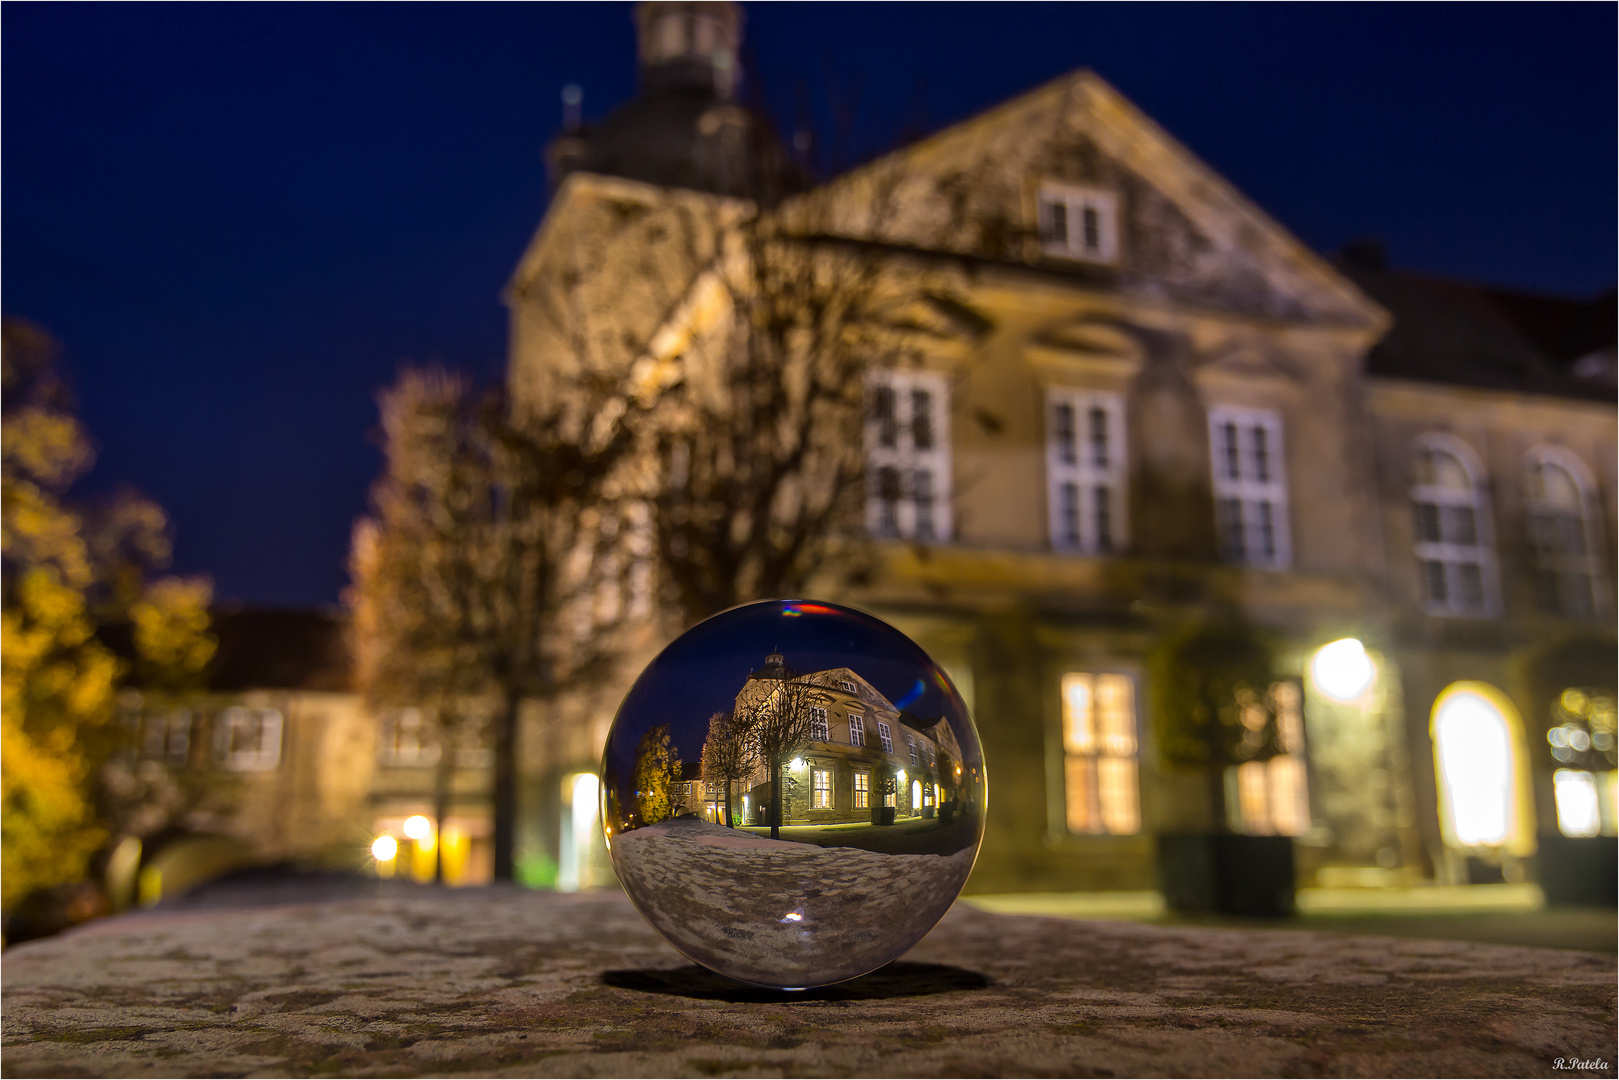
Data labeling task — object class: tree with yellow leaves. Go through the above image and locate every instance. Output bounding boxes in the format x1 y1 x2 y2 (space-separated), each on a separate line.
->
1 319 215 912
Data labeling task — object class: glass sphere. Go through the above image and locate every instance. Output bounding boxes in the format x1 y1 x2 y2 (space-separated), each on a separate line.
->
601 599 986 990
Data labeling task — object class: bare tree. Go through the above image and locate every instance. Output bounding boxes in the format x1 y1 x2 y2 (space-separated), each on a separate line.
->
649 178 932 626
698 709 756 828
738 662 823 839
350 366 638 881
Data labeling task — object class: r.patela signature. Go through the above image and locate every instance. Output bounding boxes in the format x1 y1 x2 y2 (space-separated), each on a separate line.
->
1553 1057 1610 1071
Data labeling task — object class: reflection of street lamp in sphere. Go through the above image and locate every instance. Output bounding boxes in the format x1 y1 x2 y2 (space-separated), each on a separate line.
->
403 815 432 840
1311 638 1376 702
371 835 398 861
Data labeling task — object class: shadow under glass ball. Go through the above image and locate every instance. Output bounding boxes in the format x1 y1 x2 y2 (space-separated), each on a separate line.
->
601 599 987 990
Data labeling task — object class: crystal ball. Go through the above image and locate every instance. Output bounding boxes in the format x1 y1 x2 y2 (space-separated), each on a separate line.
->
601 599 987 990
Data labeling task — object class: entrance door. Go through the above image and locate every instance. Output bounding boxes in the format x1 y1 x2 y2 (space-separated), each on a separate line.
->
1431 684 1526 850
911 779 922 814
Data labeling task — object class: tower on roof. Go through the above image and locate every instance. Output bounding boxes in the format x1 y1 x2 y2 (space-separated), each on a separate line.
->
636 2 742 100
544 1 801 199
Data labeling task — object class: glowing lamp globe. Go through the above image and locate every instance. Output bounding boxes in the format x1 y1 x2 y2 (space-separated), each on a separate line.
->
600 599 986 989
1310 638 1375 703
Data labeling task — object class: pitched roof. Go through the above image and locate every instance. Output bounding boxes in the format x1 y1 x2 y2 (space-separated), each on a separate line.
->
1334 245 1616 402
207 607 352 693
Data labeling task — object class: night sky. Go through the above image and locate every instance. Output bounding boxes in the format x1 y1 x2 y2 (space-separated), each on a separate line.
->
4 4 1613 607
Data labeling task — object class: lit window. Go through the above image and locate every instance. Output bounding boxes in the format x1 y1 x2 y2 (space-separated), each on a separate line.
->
1038 182 1119 263
1554 769 1602 838
812 768 832 809
866 370 952 542
1060 673 1140 834
1411 437 1498 617
1208 406 1291 569
215 706 283 771
1526 449 1604 617
1431 685 1517 847
853 771 870 809
1226 682 1310 836
848 714 865 747
877 720 894 754
378 708 439 767
1047 389 1127 554
809 706 829 742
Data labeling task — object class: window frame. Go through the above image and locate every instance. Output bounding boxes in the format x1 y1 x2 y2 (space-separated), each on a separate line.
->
809 705 829 743
877 720 894 754
866 369 953 542
1047 388 1128 555
1409 434 1500 618
811 767 833 809
853 770 870 809
847 713 865 747
1037 181 1120 264
215 706 283 772
1055 670 1142 837
1207 405 1292 570
378 707 440 768
1524 445 1605 618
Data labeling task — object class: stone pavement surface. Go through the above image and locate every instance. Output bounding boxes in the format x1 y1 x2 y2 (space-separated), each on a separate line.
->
2 887 1615 1078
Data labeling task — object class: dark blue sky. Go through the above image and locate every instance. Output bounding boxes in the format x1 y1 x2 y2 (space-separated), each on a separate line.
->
4 3 1613 607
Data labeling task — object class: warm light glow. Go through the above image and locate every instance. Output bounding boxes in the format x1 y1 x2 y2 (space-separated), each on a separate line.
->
370 835 398 861
402 815 432 840
1554 770 1602 838
780 911 803 923
790 757 804 770
571 772 600 821
897 769 907 783
1433 687 1514 847
1310 638 1375 702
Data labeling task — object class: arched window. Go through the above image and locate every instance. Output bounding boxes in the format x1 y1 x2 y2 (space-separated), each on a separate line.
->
1526 447 1604 618
1431 683 1528 850
1411 436 1497 616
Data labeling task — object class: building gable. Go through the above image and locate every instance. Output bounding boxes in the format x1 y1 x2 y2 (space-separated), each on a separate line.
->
802 70 1386 334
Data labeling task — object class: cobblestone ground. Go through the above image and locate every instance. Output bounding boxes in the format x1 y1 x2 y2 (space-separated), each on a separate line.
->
2 885 1615 1078
610 818 978 987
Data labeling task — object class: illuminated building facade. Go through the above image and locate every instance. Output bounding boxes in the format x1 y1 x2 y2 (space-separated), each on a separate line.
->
715 654 963 827
125 4 1613 905
507 2 1616 900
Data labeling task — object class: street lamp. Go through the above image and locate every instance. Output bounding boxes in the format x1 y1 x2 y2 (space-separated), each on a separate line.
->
1310 638 1375 702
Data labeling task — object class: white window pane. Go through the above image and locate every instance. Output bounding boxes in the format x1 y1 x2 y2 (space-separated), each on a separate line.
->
1097 756 1139 834
1554 769 1602 838
1061 673 1095 754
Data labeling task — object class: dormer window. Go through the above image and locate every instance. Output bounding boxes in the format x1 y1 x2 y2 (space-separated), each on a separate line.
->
1039 182 1118 264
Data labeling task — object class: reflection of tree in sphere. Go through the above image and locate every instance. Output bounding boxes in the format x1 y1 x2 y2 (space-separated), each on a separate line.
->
601 599 986 989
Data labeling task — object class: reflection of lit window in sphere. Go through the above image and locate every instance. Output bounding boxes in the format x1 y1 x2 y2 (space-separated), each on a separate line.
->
371 835 398 861
402 815 432 840
601 599 986 990
1310 638 1375 702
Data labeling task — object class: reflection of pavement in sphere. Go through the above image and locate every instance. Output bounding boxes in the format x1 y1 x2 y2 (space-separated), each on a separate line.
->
611 818 977 988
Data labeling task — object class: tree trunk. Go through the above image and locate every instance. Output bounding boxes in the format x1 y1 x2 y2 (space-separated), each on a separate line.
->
769 760 781 840
724 779 734 829
492 688 520 882
432 725 452 885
